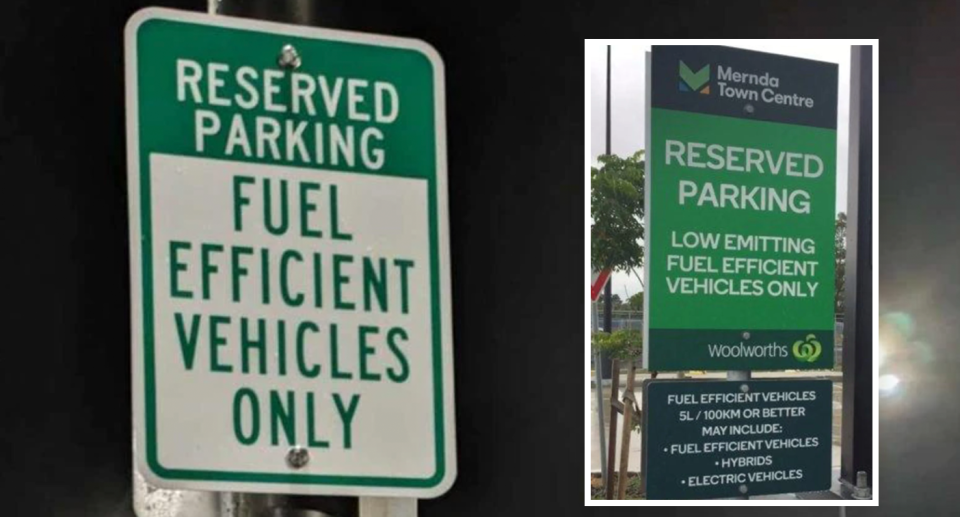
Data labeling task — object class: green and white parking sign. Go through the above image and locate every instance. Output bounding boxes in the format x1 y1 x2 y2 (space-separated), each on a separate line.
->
125 8 455 497
644 46 838 370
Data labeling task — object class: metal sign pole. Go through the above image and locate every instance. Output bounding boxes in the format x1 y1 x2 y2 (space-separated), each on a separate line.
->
600 45 613 381
203 1 418 515
726 370 751 500
593 300 608 486
604 359 620 499
203 3 316 517
839 44 873 500
359 497 417 517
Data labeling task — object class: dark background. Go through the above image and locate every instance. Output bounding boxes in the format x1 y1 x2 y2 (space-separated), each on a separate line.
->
0 0 937 515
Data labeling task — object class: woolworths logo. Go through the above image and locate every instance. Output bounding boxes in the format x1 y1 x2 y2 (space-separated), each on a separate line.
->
707 342 787 358
792 334 823 363
679 60 710 94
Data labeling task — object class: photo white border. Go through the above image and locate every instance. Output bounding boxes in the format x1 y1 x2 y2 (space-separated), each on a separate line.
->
584 38 880 507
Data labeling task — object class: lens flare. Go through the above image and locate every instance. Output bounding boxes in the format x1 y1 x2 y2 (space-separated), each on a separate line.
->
881 311 915 340
879 374 900 394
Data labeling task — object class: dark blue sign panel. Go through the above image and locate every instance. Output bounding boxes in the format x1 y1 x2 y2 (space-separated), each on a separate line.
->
642 379 832 499
652 45 838 129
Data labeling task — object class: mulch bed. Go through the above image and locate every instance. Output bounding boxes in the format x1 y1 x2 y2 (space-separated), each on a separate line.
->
590 472 645 500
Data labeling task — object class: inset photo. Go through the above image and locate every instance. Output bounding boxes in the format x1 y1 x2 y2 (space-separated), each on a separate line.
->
586 40 878 506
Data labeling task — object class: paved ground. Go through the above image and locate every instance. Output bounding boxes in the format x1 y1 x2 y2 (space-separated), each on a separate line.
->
590 371 844 476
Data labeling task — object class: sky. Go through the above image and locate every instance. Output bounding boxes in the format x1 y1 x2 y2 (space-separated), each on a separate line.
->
589 41 852 302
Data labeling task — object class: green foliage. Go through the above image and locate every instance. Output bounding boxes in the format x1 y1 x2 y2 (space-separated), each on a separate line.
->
835 212 846 315
627 291 644 312
591 151 645 272
592 329 642 360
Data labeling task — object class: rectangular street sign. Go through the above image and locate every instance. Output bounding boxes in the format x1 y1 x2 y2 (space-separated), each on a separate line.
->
642 379 832 499
125 7 455 497
644 46 838 370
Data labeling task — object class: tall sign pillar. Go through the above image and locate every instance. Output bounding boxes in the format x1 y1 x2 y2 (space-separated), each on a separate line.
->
642 45 841 500
840 44 873 499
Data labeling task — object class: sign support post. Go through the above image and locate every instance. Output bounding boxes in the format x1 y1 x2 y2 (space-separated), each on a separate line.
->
839 44 873 500
206 4 306 517
203 2 423 516
603 359 620 500
594 322 607 486
200 2 338 514
207 0 338 514
600 45 613 381
590 273 610 486
726 369 750 500
207 0 327 517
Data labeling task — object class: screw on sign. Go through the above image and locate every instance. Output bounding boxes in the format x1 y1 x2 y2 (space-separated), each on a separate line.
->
278 44 302 69
286 446 310 469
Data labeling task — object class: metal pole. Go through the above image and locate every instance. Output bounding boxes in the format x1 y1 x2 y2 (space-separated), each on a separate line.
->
601 44 613 380
594 300 607 486
727 370 750 499
605 44 611 157
220 493 337 517
604 359 620 500
205 0 400 514
210 1 333 513
594 350 607 483
840 44 873 499
726 371 750 381
359 498 417 517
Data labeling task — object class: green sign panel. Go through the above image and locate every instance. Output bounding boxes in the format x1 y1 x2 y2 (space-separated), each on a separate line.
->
642 379 832 499
644 46 839 370
125 8 455 497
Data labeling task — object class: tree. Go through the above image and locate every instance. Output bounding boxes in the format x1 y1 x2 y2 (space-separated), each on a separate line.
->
626 291 644 312
835 212 846 315
610 294 623 309
592 329 642 361
591 151 645 283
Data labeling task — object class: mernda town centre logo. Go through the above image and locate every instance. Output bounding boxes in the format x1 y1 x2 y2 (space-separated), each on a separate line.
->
679 60 710 94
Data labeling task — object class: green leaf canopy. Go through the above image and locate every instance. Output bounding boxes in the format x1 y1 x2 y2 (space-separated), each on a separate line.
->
591 151 645 272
